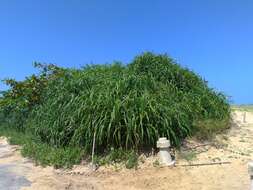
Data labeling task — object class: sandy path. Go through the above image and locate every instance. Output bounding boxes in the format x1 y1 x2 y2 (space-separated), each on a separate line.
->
0 111 252 190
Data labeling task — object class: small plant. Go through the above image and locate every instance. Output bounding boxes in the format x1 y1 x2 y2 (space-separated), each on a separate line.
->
179 151 197 162
153 159 160 167
94 148 138 169
125 151 138 169
139 156 145 164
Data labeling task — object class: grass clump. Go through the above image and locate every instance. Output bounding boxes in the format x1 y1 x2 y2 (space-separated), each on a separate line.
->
21 142 84 168
179 150 197 162
193 118 230 141
94 148 138 169
0 52 231 168
0 125 84 168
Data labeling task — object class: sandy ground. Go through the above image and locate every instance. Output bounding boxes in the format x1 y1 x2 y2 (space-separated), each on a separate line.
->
0 111 253 190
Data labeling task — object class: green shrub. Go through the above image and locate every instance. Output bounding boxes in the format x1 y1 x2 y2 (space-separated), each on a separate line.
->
0 63 63 130
0 126 82 168
28 64 193 149
21 142 84 168
0 52 231 168
193 118 230 141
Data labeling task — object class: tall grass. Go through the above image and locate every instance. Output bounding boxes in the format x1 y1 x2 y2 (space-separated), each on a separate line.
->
0 52 230 167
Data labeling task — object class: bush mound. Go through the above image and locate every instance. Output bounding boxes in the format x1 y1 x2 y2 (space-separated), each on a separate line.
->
0 52 230 167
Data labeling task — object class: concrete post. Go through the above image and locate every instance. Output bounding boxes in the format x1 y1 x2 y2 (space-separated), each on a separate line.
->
157 137 175 166
248 161 253 190
243 112 247 123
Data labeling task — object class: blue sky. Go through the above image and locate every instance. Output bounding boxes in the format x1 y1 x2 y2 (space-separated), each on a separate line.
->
0 0 252 104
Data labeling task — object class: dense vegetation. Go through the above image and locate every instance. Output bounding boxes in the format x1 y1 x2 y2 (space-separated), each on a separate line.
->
0 52 230 168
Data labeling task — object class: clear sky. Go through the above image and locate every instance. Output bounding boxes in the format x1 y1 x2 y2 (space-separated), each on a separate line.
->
0 0 252 104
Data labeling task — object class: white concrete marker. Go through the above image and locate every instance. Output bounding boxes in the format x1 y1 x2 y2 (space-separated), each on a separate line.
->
243 112 247 123
157 137 175 166
248 161 253 190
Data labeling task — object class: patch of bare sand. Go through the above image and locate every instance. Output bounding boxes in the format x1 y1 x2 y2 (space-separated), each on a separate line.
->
0 111 252 190
93 118 252 190
232 110 253 124
0 137 101 190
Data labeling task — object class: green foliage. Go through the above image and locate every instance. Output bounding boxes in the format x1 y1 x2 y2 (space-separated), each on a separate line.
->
0 126 83 168
193 118 230 141
179 150 197 161
153 159 160 167
0 63 63 130
21 142 84 168
94 148 138 169
0 52 231 168
0 125 32 145
125 151 138 169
